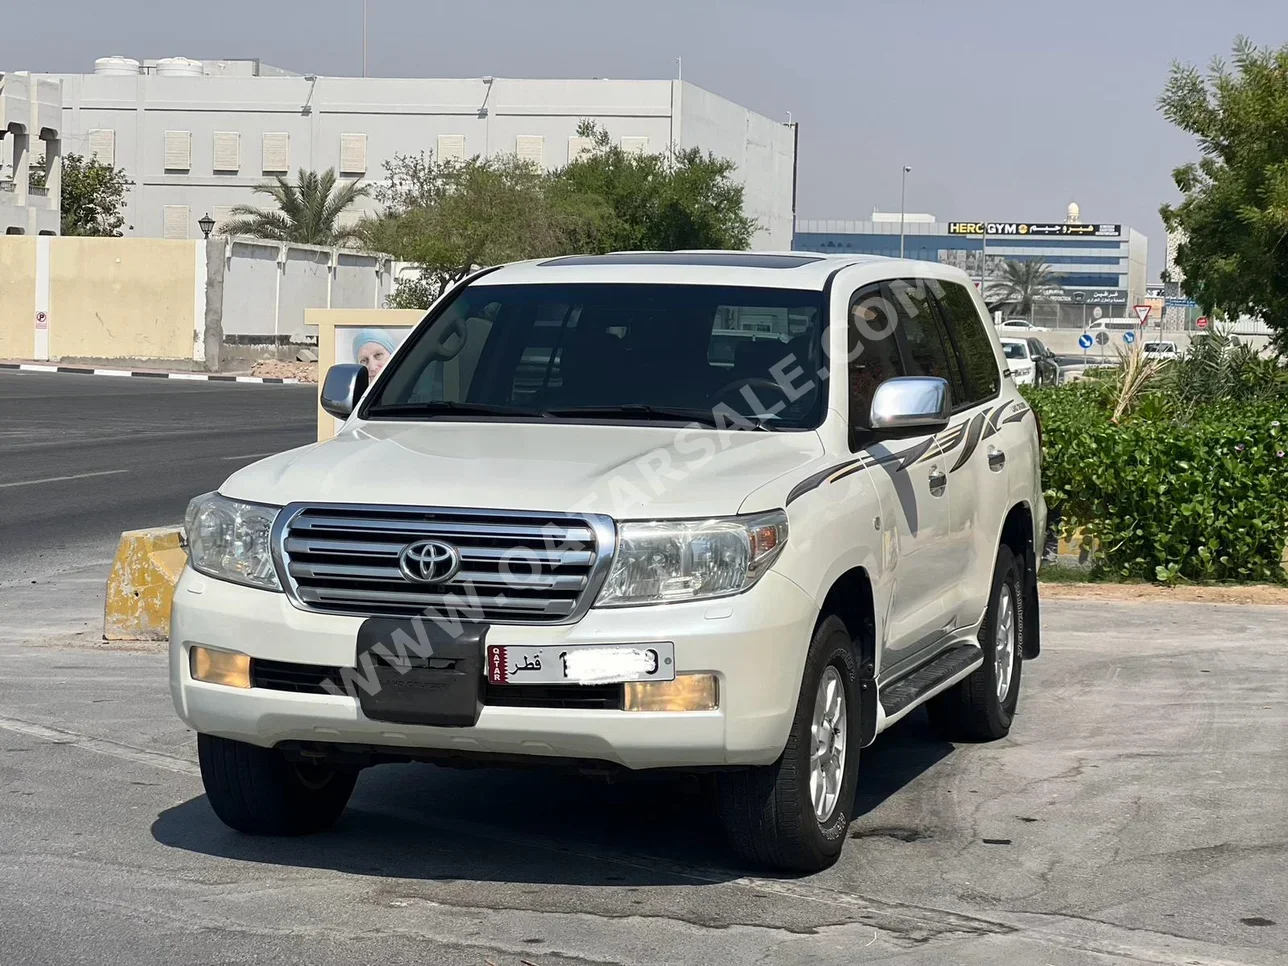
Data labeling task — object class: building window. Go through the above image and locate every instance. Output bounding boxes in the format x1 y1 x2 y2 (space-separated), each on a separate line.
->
88 129 116 166
568 136 594 162
516 135 544 167
212 132 241 173
340 133 368 175
162 205 189 240
211 206 237 235
163 131 192 171
262 132 290 173
437 134 465 162
621 136 649 154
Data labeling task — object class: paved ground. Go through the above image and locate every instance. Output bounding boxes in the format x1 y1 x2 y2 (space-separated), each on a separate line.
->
0 369 316 586
0 597 1283 965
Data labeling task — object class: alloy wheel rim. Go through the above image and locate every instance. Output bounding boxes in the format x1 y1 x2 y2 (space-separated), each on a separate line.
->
809 666 847 823
994 584 1016 703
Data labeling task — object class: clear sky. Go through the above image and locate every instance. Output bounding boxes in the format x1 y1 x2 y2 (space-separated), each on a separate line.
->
4 0 1285 276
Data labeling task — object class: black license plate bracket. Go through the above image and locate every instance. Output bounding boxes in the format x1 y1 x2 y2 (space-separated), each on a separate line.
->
354 618 488 728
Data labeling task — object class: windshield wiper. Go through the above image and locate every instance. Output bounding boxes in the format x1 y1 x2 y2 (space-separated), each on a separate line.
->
365 401 536 418
541 404 777 430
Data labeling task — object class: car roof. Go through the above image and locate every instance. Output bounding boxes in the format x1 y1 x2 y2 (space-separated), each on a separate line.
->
468 251 974 292
999 337 1030 346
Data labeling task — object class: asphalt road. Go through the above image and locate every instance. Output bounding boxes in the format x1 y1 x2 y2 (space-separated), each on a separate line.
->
0 370 317 584
0 599 1284 965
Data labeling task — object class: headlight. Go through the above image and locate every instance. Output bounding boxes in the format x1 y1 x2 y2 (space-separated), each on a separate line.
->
184 492 282 591
596 510 788 607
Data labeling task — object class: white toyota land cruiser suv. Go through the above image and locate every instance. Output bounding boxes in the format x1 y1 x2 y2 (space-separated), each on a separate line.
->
172 252 1044 872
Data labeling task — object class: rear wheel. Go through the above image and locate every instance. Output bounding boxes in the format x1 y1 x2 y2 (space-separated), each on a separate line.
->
716 615 860 872
198 733 358 835
927 546 1024 741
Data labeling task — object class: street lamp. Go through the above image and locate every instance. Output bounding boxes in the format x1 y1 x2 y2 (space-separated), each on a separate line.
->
198 212 215 239
899 165 912 259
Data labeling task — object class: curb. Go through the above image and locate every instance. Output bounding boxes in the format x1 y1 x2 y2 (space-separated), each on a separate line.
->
104 527 187 642
0 362 299 385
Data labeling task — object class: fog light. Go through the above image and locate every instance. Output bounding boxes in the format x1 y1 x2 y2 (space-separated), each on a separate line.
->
623 674 718 712
190 646 251 689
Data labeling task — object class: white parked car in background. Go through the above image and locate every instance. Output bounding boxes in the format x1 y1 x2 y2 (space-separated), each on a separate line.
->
172 252 1046 873
1142 341 1180 361
1000 337 1037 385
996 318 1048 333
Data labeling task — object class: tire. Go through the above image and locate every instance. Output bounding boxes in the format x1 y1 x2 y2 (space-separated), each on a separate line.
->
197 733 358 835
716 614 861 873
927 545 1024 741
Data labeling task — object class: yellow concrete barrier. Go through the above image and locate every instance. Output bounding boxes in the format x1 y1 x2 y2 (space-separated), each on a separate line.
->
104 527 187 641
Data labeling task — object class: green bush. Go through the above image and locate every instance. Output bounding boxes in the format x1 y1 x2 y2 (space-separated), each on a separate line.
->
1026 383 1288 583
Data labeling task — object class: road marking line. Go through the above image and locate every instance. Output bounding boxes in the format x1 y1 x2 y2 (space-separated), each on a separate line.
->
92 369 133 377
220 452 277 461
0 714 199 776
0 468 128 489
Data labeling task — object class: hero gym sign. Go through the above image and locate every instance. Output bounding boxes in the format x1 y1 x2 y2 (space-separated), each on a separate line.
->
947 222 1121 237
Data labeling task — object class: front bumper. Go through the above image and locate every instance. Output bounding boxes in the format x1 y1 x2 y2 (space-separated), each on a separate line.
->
169 567 818 769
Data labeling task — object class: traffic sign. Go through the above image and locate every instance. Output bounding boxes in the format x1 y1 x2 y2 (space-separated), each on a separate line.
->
1078 333 1094 350
1196 316 1209 330
35 311 48 331
1123 331 1136 345
1095 331 1110 346
1133 305 1151 324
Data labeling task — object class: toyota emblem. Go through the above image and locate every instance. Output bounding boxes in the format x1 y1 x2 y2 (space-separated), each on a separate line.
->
398 539 462 585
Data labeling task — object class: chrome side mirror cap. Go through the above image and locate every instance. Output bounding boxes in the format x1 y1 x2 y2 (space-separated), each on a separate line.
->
869 376 951 439
320 363 369 419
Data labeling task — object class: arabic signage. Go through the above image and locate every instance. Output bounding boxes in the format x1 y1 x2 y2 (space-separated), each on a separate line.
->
947 222 1122 238
1049 289 1128 306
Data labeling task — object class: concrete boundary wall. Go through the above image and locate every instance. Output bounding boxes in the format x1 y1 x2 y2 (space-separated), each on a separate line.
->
0 236 392 367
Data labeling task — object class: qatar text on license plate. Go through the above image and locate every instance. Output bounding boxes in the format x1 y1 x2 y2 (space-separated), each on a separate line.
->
487 643 675 685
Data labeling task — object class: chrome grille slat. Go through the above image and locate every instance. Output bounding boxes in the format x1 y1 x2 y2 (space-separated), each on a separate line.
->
275 504 613 624
291 514 594 543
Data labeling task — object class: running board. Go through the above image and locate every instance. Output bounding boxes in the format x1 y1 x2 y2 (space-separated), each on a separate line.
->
878 644 984 719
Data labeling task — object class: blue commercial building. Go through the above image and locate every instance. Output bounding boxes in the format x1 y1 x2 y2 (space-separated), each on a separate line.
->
793 214 1148 326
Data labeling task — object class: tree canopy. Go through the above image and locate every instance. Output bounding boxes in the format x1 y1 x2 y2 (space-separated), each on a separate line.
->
986 259 1060 318
221 168 368 246
59 153 133 236
1160 38 1288 348
365 123 758 307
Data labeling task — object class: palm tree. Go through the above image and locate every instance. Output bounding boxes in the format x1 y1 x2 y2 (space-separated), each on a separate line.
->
986 259 1061 319
221 168 369 246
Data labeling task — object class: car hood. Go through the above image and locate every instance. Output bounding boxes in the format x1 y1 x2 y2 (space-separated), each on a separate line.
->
221 419 826 519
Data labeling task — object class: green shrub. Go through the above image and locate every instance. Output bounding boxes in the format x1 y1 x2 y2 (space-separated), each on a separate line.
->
1026 384 1288 583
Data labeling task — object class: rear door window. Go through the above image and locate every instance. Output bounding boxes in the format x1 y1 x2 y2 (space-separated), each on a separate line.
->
933 282 1001 405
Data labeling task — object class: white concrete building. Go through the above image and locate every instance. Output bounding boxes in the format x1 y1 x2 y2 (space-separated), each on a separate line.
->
40 58 797 247
0 72 62 235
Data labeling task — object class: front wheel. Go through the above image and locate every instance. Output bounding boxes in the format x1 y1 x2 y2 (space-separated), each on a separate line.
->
927 545 1024 741
716 614 861 872
198 733 358 835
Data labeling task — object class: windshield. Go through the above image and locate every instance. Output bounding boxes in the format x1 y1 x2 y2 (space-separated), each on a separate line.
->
1002 342 1028 360
1144 343 1174 352
364 282 828 429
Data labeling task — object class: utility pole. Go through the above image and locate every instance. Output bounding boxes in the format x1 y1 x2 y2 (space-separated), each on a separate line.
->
899 165 911 258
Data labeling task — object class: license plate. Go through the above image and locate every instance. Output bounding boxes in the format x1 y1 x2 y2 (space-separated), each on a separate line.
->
487 643 675 685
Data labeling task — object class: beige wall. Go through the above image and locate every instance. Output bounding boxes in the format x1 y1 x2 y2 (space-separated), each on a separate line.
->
308 308 425 441
0 238 36 360
49 238 198 360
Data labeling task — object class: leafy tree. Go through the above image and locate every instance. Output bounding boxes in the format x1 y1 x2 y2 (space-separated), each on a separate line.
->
59 153 133 236
221 168 368 246
986 259 1060 318
1160 38 1288 350
549 121 756 254
366 152 580 307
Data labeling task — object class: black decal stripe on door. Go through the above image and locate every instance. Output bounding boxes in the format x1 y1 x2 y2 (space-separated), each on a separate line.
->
949 411 988 472
1001 406 1030 425
786 459 866 505
981 400 1013 440
918 421 966 464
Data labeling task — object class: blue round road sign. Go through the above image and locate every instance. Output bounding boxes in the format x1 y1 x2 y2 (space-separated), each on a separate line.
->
1078 333 1094 350
1123 331 1136 345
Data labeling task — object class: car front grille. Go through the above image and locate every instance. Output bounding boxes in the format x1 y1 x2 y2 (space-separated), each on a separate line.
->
275 504 614 624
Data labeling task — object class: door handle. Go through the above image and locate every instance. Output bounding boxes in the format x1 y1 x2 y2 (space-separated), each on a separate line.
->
988 448 1006 471
928 468 947 491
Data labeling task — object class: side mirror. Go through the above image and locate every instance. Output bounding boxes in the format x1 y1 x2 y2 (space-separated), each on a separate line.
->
869 376 950 439
321 363 369 419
